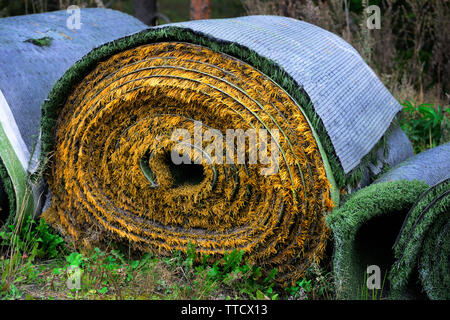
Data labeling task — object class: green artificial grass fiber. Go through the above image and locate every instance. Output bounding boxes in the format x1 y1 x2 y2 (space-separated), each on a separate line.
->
25 37 52 47
390 178 450 300
326 179 430 299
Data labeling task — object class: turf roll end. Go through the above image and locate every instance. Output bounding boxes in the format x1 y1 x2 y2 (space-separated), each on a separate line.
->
327 180 429 299
390 178 450 300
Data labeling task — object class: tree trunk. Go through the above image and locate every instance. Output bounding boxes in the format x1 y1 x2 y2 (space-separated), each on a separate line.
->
190 0 210 20
133 0 158 26
278 0 289 16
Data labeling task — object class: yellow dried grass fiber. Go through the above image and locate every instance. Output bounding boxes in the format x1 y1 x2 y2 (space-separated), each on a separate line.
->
42 42 334 284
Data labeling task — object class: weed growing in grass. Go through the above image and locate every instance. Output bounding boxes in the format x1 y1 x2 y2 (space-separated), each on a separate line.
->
196 248 279 300
0 214 67 299
286 278 311 300
1 217 333 300
0 216 66 259
399 100 449 153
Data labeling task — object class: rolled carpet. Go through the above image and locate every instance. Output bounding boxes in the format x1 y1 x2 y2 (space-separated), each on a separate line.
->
0 9 147 227
327 142 450 299
39 15 411 284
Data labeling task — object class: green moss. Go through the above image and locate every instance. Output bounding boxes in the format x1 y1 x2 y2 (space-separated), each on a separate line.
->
25 37 52 47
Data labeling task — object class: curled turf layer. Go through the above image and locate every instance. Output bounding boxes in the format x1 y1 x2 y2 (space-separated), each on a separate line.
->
328 142 450 299
390 178 450 300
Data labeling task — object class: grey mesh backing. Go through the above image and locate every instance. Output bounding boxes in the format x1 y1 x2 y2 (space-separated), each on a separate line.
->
375 142 450 187
159 15 402 173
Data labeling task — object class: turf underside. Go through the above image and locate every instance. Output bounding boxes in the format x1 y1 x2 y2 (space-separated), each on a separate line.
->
40 26 391 191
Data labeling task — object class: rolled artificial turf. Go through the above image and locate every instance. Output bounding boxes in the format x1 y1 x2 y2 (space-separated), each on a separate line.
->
37 15 412 284
0 9 415 286
326 179 429 299
328 142 450 299
42 41 335 284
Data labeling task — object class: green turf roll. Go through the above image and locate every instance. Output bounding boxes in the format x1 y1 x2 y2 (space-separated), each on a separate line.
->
0 9 147 229
328 143 450 300
389 178 450 300
326 179 429 299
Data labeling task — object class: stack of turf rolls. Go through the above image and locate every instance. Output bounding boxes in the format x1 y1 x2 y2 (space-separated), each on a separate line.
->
1 10 419 286
328 142 450 299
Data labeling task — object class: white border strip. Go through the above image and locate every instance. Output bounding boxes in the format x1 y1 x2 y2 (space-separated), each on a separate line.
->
0 89 30 170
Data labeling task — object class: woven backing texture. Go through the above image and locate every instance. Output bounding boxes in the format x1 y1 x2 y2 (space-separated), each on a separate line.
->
161 15 402 173
380 124 414 168
375 142 450 187
356 124 414 190
0 8 147 153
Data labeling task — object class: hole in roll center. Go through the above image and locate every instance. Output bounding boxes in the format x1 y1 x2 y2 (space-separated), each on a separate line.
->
163 151 205 187
140 150 206 188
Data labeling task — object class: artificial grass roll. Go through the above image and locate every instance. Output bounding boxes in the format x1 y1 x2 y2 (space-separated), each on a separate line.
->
326 180 429 299
376 142 450 187
0 159 15 225
40 15 409 284
328 142 450 299
0 9 147 227
390 178 450 300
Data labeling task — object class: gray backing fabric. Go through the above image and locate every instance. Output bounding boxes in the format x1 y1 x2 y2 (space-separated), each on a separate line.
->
356 124 414 190
369 124 414 176
0 8 147 160
382 124 415 168
160 16 402 173
375 142 450 187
